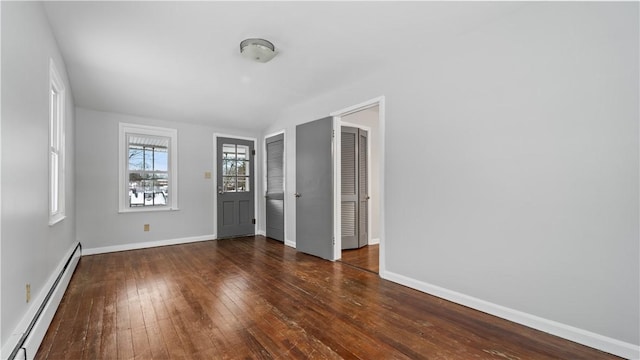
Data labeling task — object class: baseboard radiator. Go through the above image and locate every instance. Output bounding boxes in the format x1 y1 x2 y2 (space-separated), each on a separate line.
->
6 243 82 360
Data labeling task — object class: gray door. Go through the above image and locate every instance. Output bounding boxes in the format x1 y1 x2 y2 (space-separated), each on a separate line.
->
217 137 255 238
296 117 334 260
265 133 284 242
341 127 359 249
341 126 369 250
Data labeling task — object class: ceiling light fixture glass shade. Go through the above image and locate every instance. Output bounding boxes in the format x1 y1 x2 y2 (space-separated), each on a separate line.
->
240 38 276 63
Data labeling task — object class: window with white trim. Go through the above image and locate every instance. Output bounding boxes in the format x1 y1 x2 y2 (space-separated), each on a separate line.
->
119 123 178 212
49 59 65 225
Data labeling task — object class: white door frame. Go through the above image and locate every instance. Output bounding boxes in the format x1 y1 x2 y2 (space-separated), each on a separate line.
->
213 133 258 239
262 129 287 243
330 96 385 274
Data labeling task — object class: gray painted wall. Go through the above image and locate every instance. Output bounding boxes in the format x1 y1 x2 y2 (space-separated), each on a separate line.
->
264 2 639 346
75 108 260 250
1 1 77 348
1 0 637 354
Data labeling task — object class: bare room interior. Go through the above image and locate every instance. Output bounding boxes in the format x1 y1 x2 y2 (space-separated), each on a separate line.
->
1 1 638 359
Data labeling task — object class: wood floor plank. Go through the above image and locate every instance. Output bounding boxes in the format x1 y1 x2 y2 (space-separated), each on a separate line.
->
145 322 170 359
116 327 134 360
81 296 105 360
35 236 623 360
157 318 187 359
131 327 152 359
341 244 379 273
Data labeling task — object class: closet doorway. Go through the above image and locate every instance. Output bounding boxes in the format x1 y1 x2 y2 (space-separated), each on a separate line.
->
265 132 285 242
339 105 380 273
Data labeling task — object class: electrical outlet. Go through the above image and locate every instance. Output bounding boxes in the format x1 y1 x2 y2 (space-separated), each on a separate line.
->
144 224 150 231
204 171 212 179
26 284 31 303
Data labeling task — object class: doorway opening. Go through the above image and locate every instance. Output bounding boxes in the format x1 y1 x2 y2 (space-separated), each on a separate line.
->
264 131 285 242
334 101 382 274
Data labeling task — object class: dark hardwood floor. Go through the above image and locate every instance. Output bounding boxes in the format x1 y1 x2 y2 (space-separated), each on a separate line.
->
341 244 379 273
36 236 620 359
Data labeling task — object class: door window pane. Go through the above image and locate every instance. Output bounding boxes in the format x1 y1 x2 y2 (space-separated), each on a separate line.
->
237 160 250 176
237 177 250 191
222 144 236 159
220 143 251 193
223 160 236 176
223 176 236 192
236 145 249 160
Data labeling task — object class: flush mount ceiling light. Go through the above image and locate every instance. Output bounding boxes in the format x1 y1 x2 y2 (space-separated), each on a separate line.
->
240 38 276 63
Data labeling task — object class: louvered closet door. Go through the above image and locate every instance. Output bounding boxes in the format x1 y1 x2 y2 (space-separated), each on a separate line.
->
341 127 359 249
265 133 284 242
358 129 369 248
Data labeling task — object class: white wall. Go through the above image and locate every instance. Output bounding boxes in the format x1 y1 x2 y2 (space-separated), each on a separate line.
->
1 1 77 350
75 108 260 251
342 108 381 243
264 2 639 354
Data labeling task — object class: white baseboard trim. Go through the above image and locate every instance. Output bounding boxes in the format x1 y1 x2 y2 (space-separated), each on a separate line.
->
1 242 81 360
256 230 266 236
83 234 216 255
369 238 380 245
284 239 296 248
380 270 639 359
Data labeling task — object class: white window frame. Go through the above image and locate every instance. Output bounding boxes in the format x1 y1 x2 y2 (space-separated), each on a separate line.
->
49 59 66 225
118 123 178 213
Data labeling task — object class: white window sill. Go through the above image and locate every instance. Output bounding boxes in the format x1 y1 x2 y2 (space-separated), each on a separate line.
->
49 214 66 226
118 207 179 214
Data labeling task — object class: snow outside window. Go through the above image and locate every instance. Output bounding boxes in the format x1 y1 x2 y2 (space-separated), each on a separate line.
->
118 123 178 212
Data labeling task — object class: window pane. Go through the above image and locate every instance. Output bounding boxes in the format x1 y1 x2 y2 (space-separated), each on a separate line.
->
129 186 144 206
154 147 168 171
51 152 59 213
237 160 250 176
154 190 167 205
129 172 143 183
236 145 249 160
237 177 250 192
142 179 154 192
155 172 168 187
50 91 60 150
144 190 155 206
129 145 144 170
223 176 236 192
222 144 236 160
144 148 153 170
129 172 143 207
128 174 168 207
223 160 236 176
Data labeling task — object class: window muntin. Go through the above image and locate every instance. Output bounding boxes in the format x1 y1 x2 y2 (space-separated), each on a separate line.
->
221 144 250 192
119 123 177 212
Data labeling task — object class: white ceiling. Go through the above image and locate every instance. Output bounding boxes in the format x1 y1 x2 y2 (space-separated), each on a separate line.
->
43 1 525 131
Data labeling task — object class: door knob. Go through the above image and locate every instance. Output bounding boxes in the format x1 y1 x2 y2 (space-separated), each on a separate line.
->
294 193 301 198
218 190 224 195
366 195 370 200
